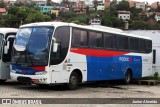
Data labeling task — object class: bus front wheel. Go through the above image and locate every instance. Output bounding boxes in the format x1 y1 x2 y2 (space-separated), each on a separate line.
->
124 70 132 84
67 72 79 90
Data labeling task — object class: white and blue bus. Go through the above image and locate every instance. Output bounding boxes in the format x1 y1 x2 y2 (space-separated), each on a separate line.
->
0 28 18 82
10 22 152 89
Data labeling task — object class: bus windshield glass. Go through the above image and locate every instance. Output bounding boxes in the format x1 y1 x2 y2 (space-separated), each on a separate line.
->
12 26 54 66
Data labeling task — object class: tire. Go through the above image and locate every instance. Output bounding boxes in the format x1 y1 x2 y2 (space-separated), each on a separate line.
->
67 72 79 90
124 70 132 84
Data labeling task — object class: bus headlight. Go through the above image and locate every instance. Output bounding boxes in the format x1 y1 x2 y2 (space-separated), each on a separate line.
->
35 71 47 75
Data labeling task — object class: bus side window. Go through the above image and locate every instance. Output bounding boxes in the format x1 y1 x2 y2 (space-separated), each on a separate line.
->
89 31 103 48
146 40 152 53
130 38 139 52
139 39 146 53
72 28 87 47
104 33 117 49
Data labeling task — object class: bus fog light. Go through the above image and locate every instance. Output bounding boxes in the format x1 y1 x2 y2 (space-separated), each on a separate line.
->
35 71 47 75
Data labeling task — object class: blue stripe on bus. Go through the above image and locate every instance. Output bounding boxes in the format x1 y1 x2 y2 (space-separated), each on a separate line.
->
86 55 142 81
12 65 41 75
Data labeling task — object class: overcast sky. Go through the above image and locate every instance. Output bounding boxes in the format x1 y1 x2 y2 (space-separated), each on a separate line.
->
52 0 160 4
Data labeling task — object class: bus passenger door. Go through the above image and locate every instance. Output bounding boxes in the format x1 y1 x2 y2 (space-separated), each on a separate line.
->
1 34 16 80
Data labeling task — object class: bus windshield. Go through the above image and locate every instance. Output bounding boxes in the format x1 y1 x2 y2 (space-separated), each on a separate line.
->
12 26 54 66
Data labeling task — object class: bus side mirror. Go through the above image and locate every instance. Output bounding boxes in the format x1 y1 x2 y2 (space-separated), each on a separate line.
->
53 42 58 52
4 35 15 54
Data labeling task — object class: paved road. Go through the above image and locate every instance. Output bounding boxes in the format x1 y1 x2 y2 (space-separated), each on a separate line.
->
0 80 160 107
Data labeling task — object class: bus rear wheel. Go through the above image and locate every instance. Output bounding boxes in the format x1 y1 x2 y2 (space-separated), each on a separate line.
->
124 70 132 84
67 72 79 90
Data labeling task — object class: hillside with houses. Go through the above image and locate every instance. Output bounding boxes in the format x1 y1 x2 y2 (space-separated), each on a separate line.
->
1 0 160 29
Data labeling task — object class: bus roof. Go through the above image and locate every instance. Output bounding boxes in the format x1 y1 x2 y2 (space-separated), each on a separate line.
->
20 22 151 40
0 28 18 36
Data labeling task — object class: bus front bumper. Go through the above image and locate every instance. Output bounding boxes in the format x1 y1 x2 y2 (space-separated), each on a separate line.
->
10 72 49 84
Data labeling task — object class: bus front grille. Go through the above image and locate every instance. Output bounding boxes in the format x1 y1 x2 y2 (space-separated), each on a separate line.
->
17 77 32 83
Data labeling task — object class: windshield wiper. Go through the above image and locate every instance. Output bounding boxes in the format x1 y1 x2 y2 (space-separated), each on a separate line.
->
15 52 22 65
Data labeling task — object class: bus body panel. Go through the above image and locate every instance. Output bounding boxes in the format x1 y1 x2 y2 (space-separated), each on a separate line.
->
127 53 153 77
70 48 143 81
50 52 87 83
11 65 51 84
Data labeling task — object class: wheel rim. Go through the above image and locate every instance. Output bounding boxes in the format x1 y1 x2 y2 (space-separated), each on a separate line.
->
126 73 130 82
70 75 77 85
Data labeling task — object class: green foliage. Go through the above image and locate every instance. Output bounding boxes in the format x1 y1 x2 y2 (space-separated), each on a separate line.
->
0 0 160 30
0 4 51 27
154 72 159 80
50 13 56 20
0 2 5 8
130 20 148 30
117 0 130 11
60 9 75 20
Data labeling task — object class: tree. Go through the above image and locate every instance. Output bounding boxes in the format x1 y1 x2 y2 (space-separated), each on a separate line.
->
130 20 149 30
61 9 76 21
2 5 51 27
116 0 130 11
110 0 117 7
0 2 5 8
130 7 143 20
50 13 56 20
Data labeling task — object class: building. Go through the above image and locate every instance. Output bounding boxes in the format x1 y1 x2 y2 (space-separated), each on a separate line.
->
59 6 69 12
71 1 87 14
118 11 130 21
97 3 105 11
103 0 110 7
89 18 101 25
155 12 160 21
17 0 32 3
128 1 146 10
4 0 17 4
39 6 54 13
51 9 59 17
151 2 159 9
0 8 6 18
32 0 46 6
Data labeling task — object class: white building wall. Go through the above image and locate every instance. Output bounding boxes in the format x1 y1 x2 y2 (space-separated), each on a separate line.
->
97 3 105 11
155 14 160 21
